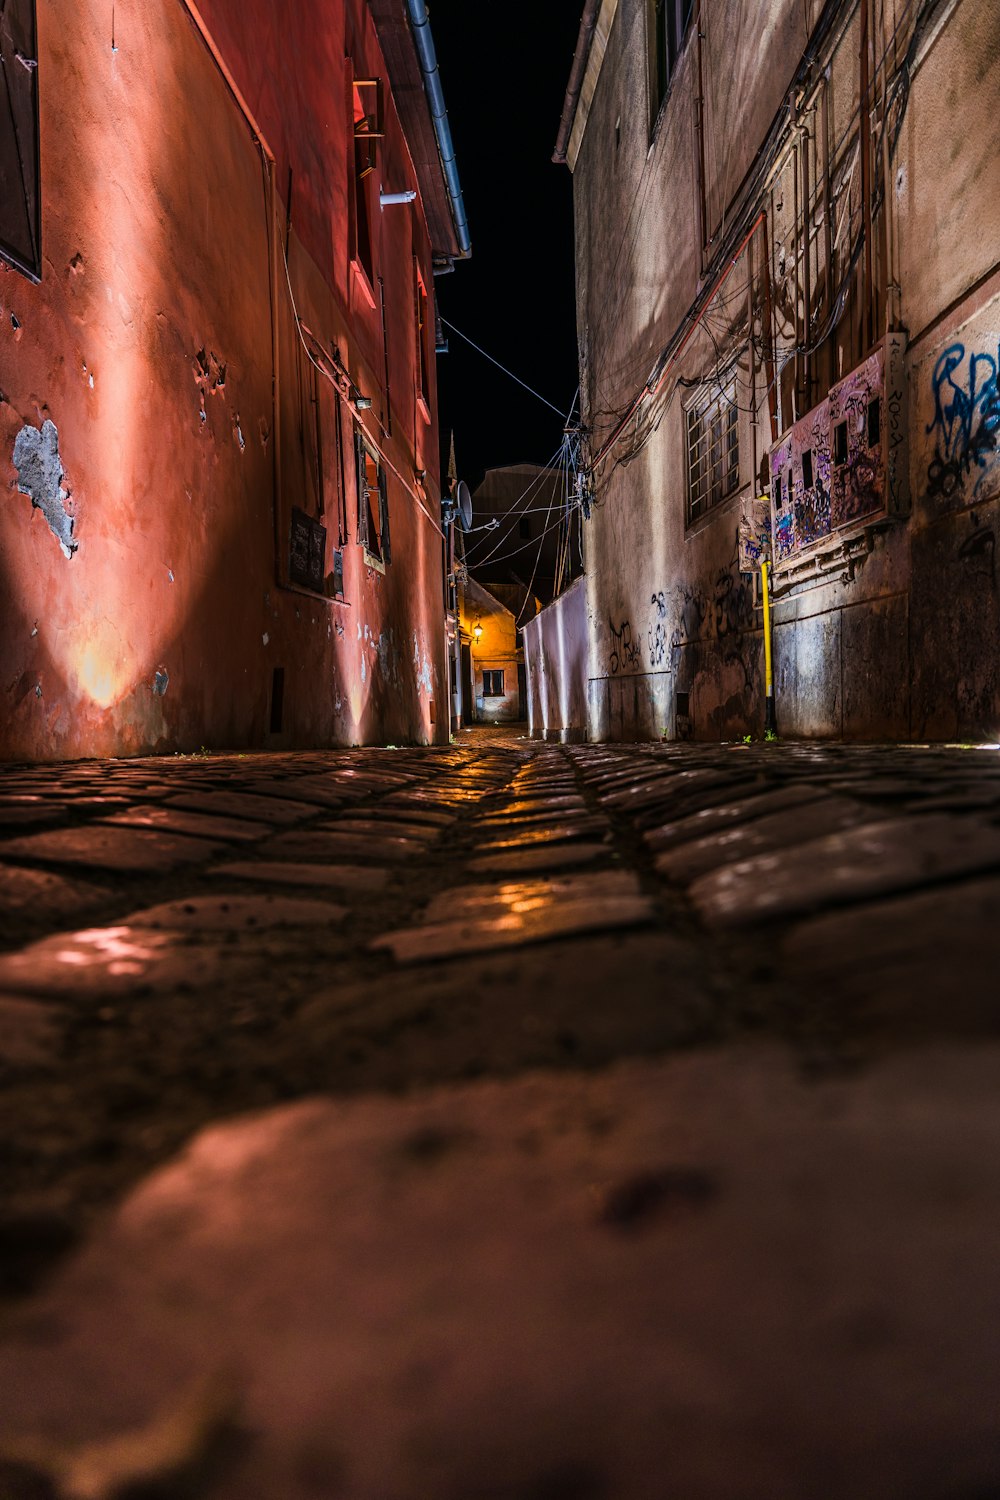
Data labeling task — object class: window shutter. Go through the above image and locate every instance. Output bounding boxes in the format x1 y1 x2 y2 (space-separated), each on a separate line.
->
0 0 41 280
378 466 391 565
354 427 370 549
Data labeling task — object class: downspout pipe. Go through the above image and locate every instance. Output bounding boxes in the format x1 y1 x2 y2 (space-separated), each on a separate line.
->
405 0 471 258
553 0 601 165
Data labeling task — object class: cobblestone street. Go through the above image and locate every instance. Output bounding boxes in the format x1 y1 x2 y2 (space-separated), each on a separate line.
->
2 730 1000 1498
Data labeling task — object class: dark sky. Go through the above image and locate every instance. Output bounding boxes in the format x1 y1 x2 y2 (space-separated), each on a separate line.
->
428 2 583 489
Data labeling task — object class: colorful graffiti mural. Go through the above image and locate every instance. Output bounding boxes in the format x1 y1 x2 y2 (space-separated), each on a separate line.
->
768 335 906 572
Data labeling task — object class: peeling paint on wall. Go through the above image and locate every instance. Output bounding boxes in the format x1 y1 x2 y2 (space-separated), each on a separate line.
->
13 420 78 558
413 630 434 696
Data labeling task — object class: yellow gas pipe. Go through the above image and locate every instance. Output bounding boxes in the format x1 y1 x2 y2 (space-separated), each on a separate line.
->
761 560 776 735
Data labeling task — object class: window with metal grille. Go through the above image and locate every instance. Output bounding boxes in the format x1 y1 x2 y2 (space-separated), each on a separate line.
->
0 0 40 281
686 387 739 524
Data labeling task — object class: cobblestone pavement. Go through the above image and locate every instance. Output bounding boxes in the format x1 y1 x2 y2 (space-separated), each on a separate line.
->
1 732 1000 1498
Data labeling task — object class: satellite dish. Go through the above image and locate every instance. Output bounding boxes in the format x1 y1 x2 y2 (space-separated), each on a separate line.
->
454 479 473 532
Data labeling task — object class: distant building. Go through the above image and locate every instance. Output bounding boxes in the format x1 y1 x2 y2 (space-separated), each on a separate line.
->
457 575 528 723
0 0 468 759
466 464 581 606
528 0 1000 742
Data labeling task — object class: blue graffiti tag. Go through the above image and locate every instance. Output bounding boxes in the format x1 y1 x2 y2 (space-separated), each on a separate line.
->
926 342 1000 501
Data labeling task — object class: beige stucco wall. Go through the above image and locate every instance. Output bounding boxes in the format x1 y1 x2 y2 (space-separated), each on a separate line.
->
556 0 1000 743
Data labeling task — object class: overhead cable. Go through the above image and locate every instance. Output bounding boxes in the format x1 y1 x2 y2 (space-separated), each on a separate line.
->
440 317 570 418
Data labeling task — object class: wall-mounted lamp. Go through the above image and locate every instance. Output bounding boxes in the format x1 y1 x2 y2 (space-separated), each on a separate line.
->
380 190 417 207
351 387 373 411
473 619 483 642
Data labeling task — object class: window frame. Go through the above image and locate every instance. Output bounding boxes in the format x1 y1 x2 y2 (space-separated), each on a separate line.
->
349 69 382 308
414 258 432 422
648 0 695 133
0 0 41 282
686 382 741 526
482 669 505 698
354 425 391 572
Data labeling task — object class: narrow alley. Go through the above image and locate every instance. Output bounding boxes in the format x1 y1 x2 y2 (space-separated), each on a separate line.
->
1 733 999 1497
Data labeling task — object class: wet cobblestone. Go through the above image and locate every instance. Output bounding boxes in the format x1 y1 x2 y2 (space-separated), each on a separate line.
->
1 731 999 1497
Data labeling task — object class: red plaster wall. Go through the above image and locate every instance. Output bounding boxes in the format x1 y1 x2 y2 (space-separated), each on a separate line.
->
0 0 447 759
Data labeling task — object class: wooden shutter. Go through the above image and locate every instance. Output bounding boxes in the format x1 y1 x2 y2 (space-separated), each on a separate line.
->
354 427 370 550
378 465 391 566
0 0 40 280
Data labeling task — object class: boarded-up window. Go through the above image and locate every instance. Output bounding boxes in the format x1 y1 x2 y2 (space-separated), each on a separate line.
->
0 0 40 280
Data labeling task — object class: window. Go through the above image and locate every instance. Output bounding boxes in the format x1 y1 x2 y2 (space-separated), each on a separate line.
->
355 427 391 569
650 0 694 122
687 386 739 523
414 261 432 416
833 419 848 466
351 74 383 291
0 0 40 281
801 449 814 490
482 670 505 697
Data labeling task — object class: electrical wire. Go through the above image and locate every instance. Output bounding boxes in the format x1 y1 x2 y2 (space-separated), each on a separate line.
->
468 388 581 583
585 0 938 487
440 317 569 418
464 445 570 568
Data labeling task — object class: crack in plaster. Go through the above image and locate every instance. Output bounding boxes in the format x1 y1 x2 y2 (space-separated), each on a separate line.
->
13 420 78 558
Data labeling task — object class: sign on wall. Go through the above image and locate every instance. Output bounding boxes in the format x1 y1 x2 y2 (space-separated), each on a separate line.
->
289 507 327 593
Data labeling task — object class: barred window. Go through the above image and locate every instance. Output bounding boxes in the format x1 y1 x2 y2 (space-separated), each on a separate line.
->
687 387 739 523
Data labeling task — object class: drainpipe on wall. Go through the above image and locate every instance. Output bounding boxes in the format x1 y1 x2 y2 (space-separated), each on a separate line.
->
553 0 601 165
405 0 471 258
761 561 777 736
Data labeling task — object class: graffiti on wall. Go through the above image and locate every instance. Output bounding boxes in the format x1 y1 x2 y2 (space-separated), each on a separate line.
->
829 365 882 528
738 491 772 572
647 592 668 669
926 341 1000 505
769 341 901 569
608 616 641 675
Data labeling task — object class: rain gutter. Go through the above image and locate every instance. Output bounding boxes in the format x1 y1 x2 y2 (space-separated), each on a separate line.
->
553 0 601 165
405 0 471 258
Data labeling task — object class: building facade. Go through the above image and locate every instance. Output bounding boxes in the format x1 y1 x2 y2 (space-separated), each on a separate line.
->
529 0 1000 742
0 0 467 760
467 463 580 605
457 575 527 724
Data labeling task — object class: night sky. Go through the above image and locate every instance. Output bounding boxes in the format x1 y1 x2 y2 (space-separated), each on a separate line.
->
428 2 583 489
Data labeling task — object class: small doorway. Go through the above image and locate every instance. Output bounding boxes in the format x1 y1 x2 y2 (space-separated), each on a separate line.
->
517 661 527 720
461 643 474 726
